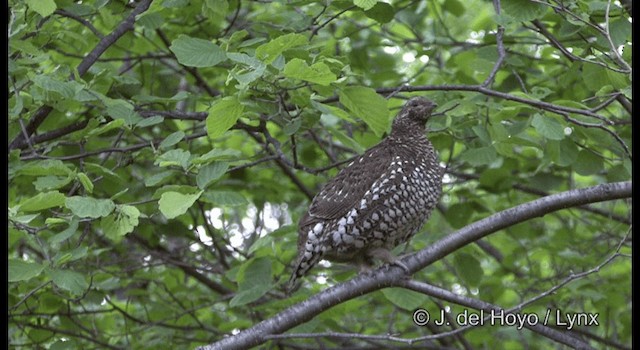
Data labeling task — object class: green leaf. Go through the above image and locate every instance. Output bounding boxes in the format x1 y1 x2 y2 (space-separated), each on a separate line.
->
230 285 272 307
200 190 248 206
582 63 609 92
9 260 45 282
231 257 272 307
206 96 244 139
609 18 631 47
65 196 115 218
144 170 176 187
454 253 484 286
311 101 355 122
153 185 200 199
444 203 475 229
551 139 578 167
19 191 66 212
158 191 203 219
338 86 389 136
155 149 191 170
203 0 228 22
86 119 125 138
364 2 395 23
531 114 565 141
53 246 87 267
136 115 164 128
573 150 603 176
169 35 226 67
443 0 465 16
192 148 242 164
33 175 74 191
48 217 80 245
459 146 498 166
354 0 377 11
32 75 83 99
227 52 266 86
247 235 274 255
137 12 164 30
159 131 186 149
101 205 140 242
104 99 141 125
283 58 337 86
26 0 57 17
381 288 428 311
501 0 546 21
76 173 94 193
255 33 308 64
11 214 40 224
18 159 73 176
48 269 89 295
196 162 229 189
84 163 121 182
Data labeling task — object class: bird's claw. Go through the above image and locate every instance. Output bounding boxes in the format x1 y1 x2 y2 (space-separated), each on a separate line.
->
390 259 411 274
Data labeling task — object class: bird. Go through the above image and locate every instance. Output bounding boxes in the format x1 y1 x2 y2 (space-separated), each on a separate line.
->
288 97 443 291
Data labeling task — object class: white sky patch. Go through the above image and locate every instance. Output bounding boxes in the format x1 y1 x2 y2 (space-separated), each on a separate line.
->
208 208 224 229
534 46 543 59
564 127 573 136
206 202 293 249
242 217 255 233
318 260 332 268
452 283 467 296
466 30 485 44
262 202 283 233
419 55 430 64
195 225 212 246
316 275 328 284
402 52 416 63
228 224 244 248
383 46 399 54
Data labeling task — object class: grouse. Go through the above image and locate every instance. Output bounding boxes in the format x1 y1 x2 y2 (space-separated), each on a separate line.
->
288 97 443 290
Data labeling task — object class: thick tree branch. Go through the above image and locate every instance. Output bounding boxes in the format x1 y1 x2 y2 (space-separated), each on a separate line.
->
396 280 593 349
198 181 630 350
448 170 631 225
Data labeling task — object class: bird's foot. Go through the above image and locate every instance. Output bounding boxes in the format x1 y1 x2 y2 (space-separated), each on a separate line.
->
368 248 412 275
389 259 410 274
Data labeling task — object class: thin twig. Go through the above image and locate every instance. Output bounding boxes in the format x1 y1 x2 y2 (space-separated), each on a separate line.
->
482 0 505 87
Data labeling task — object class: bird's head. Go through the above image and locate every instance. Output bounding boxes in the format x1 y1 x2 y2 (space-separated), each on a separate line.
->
391 97 438 135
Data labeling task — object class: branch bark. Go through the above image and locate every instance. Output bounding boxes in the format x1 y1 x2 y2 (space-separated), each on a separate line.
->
198 181 631 350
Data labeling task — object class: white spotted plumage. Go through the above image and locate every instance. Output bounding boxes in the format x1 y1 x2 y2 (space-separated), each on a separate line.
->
288 97 443 291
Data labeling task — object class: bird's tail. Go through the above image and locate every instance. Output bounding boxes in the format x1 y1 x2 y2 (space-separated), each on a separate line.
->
286 249 324 293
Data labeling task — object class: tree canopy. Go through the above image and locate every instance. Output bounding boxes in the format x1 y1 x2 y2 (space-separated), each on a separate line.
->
8 0 631 349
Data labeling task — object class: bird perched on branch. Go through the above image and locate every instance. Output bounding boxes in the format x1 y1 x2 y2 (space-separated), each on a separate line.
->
288 97 443 291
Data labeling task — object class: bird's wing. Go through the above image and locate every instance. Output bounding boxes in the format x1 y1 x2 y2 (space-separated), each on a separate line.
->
299 144 393 229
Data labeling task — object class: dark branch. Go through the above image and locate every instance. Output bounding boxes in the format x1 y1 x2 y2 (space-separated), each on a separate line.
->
199 181 631 350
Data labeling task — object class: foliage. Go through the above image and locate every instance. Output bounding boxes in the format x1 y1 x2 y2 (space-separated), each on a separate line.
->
8 0 631 349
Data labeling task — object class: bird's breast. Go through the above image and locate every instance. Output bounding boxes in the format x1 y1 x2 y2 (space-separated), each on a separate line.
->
322 152 443 260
